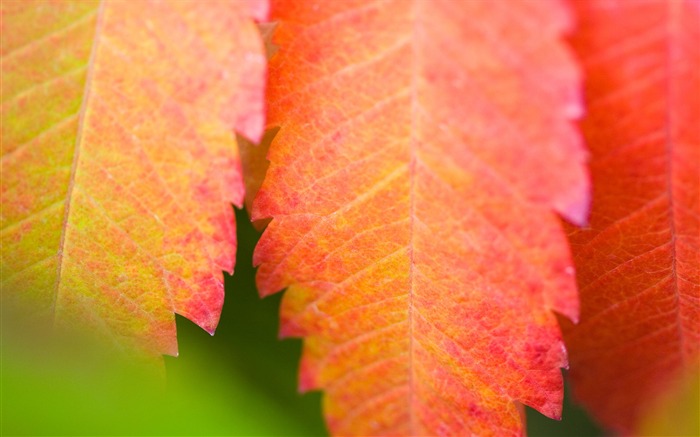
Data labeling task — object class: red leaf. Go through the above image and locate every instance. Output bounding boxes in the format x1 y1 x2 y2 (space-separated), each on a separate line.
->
251 0 589 434
563 0 700 432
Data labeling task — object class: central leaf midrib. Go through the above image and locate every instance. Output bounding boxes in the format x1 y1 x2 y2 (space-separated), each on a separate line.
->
407 0 422 434
663 0 685 367
51 0 106 321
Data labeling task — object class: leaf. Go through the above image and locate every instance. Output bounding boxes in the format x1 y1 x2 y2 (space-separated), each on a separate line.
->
561 0 699 433
1 0 268 356
250 0 589 434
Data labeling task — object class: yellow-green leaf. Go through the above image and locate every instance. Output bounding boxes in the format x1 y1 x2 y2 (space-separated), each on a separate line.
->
1 0 268 356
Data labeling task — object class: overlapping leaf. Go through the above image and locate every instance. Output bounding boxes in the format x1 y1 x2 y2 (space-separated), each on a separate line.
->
1 0 267 356
562 0 699 432
251 0 589 434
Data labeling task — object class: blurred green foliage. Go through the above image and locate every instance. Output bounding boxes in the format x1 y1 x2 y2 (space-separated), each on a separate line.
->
1 208 605 436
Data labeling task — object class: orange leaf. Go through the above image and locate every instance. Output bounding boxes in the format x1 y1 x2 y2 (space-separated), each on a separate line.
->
1 0 267 356
562 0 699 433
251 0 589 434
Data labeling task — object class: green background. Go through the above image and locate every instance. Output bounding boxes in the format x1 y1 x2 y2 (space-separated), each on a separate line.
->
1 208 605 436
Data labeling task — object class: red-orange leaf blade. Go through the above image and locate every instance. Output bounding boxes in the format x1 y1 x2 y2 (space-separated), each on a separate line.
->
1 0 268 356
563 0 700 432
252 0 588 434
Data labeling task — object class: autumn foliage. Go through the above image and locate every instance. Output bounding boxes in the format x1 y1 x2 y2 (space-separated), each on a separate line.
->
1 0 698 436
2 0 267 355
563 0 699 433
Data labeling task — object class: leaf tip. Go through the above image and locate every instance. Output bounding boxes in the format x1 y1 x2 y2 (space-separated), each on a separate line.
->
556 181 591 227
235 113 266 145
278 324 292 339
297 372 314 394
539 400 564 422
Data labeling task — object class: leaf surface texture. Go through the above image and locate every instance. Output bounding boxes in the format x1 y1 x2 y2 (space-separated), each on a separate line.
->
1 0 268 355
252 0 589 434
563 0 700 432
